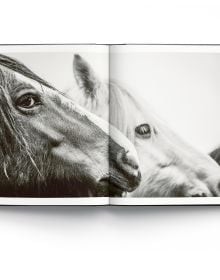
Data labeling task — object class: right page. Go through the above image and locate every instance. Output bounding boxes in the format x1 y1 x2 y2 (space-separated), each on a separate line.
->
109 44 220 205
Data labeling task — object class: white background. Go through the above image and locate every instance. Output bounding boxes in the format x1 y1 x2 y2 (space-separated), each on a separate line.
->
1 1 220 280
110 46 220 153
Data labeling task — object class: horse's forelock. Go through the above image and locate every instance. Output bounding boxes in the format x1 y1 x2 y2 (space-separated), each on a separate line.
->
109 82 171 142
109 82 155 141
109 83 131 136
0 54 56 91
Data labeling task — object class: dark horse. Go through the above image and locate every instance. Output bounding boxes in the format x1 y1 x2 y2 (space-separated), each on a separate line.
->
0 54 141 197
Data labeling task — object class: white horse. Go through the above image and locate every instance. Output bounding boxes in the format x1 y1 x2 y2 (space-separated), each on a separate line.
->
65 54 220 197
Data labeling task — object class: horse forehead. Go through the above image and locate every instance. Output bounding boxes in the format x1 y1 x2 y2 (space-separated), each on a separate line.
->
110 84 146 122
124 98 147 127
126 98 157 129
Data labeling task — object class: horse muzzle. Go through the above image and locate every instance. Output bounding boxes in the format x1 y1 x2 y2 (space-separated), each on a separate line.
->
99 147 142 196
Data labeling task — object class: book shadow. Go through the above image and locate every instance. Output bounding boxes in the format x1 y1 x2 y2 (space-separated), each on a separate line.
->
0 204 219 220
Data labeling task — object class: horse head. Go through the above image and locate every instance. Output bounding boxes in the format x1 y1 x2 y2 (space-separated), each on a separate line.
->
0 54 141 197
69 54 220 197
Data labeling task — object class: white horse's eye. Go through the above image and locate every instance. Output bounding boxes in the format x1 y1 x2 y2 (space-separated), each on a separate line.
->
135 124 151 139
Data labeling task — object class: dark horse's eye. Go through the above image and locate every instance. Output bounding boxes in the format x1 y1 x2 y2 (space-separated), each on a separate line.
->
135 124 151 139
16 94 41 110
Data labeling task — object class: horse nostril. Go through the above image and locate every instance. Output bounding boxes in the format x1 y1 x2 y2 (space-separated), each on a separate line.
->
121 150 139 170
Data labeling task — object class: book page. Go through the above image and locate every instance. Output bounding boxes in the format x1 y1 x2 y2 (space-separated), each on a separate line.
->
0 44 111 205
109 45 220 205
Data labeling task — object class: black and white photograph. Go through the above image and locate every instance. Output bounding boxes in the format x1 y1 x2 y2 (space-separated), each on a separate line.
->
0 45 141 200
1 45 220 204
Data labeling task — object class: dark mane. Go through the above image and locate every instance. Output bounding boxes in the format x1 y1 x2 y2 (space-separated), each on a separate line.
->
0 54 56 91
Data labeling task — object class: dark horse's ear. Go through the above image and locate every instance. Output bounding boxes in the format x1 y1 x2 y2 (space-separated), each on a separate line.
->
73 54 100 98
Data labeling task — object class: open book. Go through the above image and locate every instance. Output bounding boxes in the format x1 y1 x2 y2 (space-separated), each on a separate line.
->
0 44 220 205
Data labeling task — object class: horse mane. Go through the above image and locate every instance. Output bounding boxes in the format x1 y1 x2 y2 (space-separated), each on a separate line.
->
0 54 56 91
109 82 135 141
109 81 161 142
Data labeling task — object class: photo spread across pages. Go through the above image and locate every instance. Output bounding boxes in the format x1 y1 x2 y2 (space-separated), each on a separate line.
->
0 44 220 205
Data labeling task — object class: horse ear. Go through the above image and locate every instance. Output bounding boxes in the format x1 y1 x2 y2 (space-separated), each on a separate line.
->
73 54 100 98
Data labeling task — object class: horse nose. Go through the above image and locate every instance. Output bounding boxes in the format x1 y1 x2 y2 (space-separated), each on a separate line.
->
117 149 141 186
108 125 141 190
121 150 139 170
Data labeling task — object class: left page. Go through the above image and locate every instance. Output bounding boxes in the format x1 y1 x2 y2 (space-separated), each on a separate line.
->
0 44 112 205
